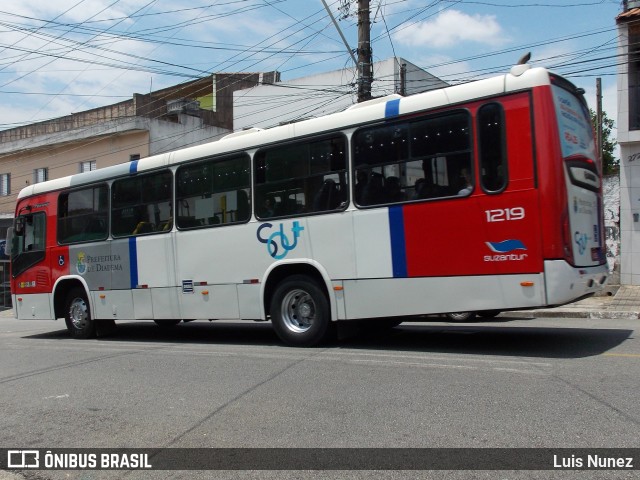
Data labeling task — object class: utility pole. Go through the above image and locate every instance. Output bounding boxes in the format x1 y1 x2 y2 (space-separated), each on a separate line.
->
357 0 373 102
399 63 407 96
596 77 603 170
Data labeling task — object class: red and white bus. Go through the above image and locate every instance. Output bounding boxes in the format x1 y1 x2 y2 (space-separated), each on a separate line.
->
8 64 608 346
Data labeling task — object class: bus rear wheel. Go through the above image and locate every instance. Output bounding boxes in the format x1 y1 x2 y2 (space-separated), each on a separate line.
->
64 287 96 339
270 275 332 347
445 311 476 322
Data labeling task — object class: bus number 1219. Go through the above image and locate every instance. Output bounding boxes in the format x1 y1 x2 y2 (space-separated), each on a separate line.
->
485 207 525 223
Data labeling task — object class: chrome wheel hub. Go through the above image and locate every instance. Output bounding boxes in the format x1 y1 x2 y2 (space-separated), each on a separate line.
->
281 289 315 333
69 297 88 329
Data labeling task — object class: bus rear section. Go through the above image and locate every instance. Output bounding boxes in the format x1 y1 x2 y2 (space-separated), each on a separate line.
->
536 75 608 306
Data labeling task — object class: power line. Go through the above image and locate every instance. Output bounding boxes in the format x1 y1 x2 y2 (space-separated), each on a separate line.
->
0 0 622 195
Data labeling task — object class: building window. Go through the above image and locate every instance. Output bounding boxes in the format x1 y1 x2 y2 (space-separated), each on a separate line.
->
80 160 96 173
33 168 48 184
0 174 9 196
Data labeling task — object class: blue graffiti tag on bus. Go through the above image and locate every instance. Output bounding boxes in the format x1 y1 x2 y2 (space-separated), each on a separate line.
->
257 221 305 260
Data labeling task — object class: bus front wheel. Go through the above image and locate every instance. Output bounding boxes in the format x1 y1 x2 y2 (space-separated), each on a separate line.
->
64 287 96 339
270 275 332 347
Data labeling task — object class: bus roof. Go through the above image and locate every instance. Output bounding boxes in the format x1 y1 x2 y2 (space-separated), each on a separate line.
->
17 65 553 201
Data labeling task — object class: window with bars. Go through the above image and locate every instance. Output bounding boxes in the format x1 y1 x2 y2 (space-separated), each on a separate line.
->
80 160 96 173
33 168 48 184
0 173 9 196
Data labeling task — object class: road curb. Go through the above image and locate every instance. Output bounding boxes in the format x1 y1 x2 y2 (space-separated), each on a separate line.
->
503 310 640 320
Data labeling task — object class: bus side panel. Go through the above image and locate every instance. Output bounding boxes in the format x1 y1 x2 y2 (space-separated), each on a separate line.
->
306 211 357 280
67 243 115 291
71 240 122 319
401 93 542 278
343 274 545 319
532 85 567 261
92 290 134 320
134 233 179 318
352 209 393 279
14 293 53 319
175 225 264 319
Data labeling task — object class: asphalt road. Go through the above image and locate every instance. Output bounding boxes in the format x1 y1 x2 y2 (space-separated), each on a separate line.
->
0 315 639 480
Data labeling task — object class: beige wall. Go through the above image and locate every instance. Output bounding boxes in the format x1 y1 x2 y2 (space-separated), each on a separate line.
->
0 130 149 216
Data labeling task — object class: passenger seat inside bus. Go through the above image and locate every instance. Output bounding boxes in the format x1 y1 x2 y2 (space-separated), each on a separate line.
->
133 221 154 235
313 179 341 211
362 172 384 205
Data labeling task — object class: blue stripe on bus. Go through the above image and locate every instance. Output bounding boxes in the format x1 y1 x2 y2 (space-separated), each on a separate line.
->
388 206 408 278
128 237 138 288
129 160 139 174
385 98 401 118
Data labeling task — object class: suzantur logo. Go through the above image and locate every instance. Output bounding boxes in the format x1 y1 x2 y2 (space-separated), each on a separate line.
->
484 239 528 262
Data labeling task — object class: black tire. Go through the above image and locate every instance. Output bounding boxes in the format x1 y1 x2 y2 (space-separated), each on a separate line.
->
154 319 181 327
478 310 501 319
64 287 96 339
270 275 333 347
445 311 476 322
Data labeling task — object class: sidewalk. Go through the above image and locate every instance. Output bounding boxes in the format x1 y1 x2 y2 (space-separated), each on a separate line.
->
504 285 640 320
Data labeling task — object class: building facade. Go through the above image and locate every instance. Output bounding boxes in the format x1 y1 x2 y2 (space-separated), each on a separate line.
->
617 2 640 285
0 72 279 223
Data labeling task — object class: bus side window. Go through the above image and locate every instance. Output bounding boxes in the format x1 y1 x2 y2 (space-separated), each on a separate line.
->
353 111 472 206
254 135 347 219
175 154 251 229
58 185 108 244
111 170 172 237
478 103 507 193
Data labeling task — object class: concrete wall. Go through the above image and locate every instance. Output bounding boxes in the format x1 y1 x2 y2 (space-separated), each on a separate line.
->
604 174 621 284
146 115 230 156
233 58 447 131
0 101 135 145
617 15 640 285
618 142 640 285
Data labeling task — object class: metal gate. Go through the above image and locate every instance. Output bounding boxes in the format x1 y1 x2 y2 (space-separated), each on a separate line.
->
0 260 11 311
